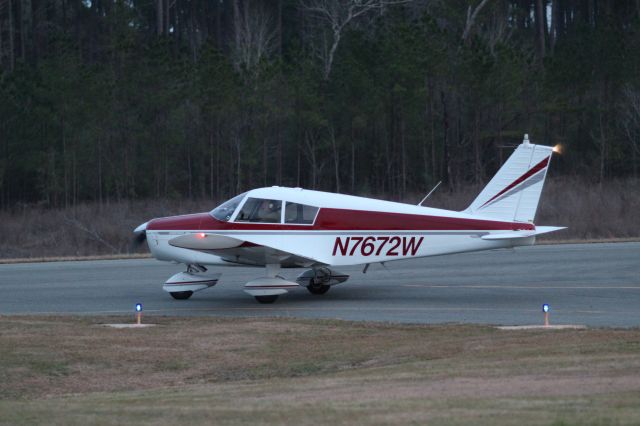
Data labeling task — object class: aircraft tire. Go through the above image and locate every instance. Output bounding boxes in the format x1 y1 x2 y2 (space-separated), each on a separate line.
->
255 295 278 304
307 280 330 295
170 291 194 300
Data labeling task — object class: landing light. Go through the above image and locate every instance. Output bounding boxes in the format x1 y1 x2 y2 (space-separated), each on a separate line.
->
552 144 563 154
135 303 143 325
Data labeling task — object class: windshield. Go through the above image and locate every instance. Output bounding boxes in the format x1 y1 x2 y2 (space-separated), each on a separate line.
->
210 192 247 222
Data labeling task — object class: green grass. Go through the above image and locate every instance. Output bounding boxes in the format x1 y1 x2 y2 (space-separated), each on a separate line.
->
0 316 639 425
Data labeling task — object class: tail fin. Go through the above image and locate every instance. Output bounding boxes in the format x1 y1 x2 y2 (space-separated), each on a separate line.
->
465 135 555 223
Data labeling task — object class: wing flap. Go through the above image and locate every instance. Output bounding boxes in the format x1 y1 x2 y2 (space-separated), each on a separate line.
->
481 226 566 240
169 233 325 266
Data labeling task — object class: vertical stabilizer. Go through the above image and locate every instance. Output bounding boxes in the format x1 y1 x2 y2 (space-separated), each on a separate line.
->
465 135 555 223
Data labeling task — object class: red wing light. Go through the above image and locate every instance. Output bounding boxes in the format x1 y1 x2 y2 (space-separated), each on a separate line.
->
197 233 206 238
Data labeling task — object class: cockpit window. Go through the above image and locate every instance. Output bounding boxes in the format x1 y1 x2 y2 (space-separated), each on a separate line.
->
285 202 319 224
235 198 282 223
210 192 246 222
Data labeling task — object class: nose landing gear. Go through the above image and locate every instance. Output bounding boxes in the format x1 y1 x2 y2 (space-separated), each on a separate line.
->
163 264 220 300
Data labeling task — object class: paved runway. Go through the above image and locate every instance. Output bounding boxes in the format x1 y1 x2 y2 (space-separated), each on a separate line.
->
1 242 639 327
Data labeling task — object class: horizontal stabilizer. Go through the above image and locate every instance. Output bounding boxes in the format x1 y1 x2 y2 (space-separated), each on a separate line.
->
169 233 244 250
481 226 566 240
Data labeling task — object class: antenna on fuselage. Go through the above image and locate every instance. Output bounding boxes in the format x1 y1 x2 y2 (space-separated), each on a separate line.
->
417 181 442 206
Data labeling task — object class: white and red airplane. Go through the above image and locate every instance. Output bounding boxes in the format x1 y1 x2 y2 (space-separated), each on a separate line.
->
134 135 564 303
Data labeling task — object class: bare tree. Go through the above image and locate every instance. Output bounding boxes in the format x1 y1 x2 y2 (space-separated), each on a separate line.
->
231 0 278 76
328 124 340 192
8 0 15 71
535 0 546 59
156 0 163 35
478 2 513 57
300 0 412 80
461 0 491 43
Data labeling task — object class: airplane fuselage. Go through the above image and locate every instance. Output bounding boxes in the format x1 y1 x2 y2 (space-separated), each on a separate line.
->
145 190 536 269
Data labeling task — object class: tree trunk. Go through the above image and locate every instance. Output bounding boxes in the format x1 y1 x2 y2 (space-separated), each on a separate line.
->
324 29 341 80
263 133 267 186
61 110 69 208
440 91 450 186
473 115 481 184
277 0 283 56
235 136 242 193
296 144 301 187
351 123 355 193
8 0 15 71
429 80 436 182
330 126 340 193
550 0 559 54
0 13 3 69
98 137 103 207
400 117 406 197
164 144 168 196
19 0 27 62
209 129 216 199
187 143 193 199
277 121 282 185
536 0 546 59
216 127 220 199
598 100 608 185
215 0 222 49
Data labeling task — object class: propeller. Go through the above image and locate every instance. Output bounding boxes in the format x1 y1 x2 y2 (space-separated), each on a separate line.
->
131 221 148 252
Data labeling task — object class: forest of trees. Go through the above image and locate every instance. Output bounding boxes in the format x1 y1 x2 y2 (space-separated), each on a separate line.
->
1 0 640 209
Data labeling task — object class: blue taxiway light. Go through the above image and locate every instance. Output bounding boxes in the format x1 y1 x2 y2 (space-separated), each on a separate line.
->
135 303 143 312
542 303 549 313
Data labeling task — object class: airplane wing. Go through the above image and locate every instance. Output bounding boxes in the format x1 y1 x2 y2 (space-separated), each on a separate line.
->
168 233 326 267
169 233 246 250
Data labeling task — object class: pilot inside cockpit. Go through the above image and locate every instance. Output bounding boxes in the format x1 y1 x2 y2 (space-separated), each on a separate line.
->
257 199 281 222
233 197 282 223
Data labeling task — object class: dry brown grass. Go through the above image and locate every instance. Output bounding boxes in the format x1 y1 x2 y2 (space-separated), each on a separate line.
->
0 178 638 259
1 316 640 425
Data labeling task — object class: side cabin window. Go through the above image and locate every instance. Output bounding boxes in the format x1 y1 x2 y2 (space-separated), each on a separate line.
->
285 202 319 224
235 198 282 223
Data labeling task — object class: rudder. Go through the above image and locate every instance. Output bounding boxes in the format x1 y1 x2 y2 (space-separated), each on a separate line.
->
465 135 555 223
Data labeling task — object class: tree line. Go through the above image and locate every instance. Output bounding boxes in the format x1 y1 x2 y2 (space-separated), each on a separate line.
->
1 0 639 209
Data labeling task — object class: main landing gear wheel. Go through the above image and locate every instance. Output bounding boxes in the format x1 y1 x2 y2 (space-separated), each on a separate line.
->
170 291 193 300
255 295 279 304
307 280 330 295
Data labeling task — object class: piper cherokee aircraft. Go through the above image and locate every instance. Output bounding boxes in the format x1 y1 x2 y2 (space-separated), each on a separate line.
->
133 135 564 303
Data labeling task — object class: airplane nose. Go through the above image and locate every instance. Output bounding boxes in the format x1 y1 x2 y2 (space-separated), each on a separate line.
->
146 213 209 231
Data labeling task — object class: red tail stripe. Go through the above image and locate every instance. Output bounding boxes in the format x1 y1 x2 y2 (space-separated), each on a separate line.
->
480 156 550 208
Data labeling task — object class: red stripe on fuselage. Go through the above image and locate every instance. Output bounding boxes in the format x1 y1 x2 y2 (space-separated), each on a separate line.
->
146 209 535 232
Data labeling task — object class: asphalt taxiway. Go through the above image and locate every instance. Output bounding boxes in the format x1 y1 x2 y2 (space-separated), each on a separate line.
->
1 242 639 327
